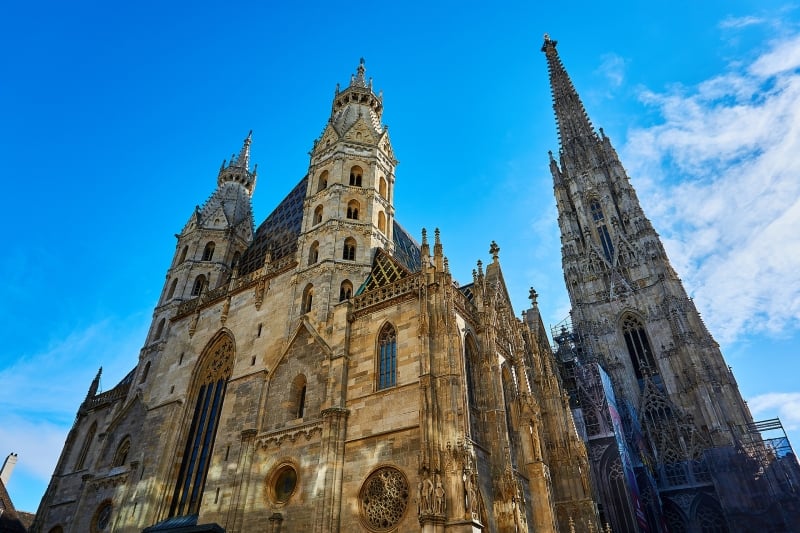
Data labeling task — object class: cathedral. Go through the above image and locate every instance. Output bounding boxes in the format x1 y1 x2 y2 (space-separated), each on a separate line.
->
31 38 799 533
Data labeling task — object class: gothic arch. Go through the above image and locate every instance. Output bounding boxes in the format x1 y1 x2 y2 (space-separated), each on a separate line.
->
464 333 484 443
169 330 235 517
377 322 397 390
618 312 656 380
317 170 329 192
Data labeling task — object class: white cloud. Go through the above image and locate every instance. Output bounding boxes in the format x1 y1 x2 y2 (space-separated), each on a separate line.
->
748 392 800 430
622 32 800 344
719 15 765 30
596 53 626 89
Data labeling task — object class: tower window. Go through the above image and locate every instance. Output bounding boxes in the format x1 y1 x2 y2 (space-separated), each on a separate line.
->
378 324 397 390
191 275 206 296
349 165 363 187
346 200 360 220
378 211 386 233
302 284 314 313
292 375 307 419
343 238 356 261
231 251 241 271
339 280 353 301
590 200 604 222
621 315 656 379
379 176 387 198
599 224 614 261
75 421 97 470
308 241 319 265
313 205 323 225
202 242 215 261
317 170 328 192
166 278 178 300
178 246 188 264
140 361 151 384
154 319 165 340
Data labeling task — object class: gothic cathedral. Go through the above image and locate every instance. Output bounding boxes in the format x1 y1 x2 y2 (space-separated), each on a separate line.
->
31 40 800 533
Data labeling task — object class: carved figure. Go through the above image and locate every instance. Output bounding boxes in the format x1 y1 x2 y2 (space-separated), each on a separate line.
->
434 474 445 514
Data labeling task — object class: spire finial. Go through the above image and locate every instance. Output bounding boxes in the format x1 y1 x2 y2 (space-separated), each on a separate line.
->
351 58 368 88
489 241 500 262
234 130 253 169
529 288 538 305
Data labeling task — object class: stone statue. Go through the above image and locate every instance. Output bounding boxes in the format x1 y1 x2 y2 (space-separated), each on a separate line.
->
434 474 445 514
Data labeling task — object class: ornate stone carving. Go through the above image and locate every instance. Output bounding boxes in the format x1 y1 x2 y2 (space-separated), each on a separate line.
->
360 467 409 531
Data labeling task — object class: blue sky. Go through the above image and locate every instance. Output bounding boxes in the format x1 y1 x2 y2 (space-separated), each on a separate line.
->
2 0 800 513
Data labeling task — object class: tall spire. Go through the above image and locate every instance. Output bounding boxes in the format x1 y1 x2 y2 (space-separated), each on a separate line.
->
232 130 252 169
541 34 598 149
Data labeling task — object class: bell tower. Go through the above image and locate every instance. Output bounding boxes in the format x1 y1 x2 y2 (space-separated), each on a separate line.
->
541 34 753 458
295 59 397 320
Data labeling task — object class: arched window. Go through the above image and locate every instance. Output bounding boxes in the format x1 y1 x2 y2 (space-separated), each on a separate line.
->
308 241 319 265
140 361 151 384
313 205 323 225
75 421 97 470
201 242 215 261
589 199 614 261
166 278 178 300
92 500 112 533
342 238 356 261
178 246 188 264
378 211 386 233
292 375 307 419
191 275 206 296
339 280 353 301
302 284 314 313
154 318 165 340
169 333 234 517
464 334 482 442
346 200 360 220
621 314 656 379
377 323 397 390
379 176 387 198
113 436 131 467
317 170 328 192
231 251 241 271
349 165 363 187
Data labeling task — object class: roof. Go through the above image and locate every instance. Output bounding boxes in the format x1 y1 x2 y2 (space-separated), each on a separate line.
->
237 177 422 276
0 478 31 533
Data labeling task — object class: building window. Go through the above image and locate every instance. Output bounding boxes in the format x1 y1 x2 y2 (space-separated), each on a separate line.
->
378 211 386 233
302 284 314 313
154 319 165 340
308 241 319 265
75 421 97 470
317 170 328 192
178 246 189 264
464 334 482 442
379 176 387 198
621 314 656 379
589 200 614 261
231 251 241 271
113 437 131 467
169 333 234 517
202 242 215 261
313 205 323 225
349 165 363 187
140 361 150 384
343 238 356 261
359 467 409 531
339 280 353 301
166 278 178 300
268 464 299 505
346 200 360 220
590 200 604 222
191 275 206 296
292 375 307 419
92 500 113 533
378 324 397 390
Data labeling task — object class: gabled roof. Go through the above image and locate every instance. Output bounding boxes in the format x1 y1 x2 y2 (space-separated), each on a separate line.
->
0 477 31 533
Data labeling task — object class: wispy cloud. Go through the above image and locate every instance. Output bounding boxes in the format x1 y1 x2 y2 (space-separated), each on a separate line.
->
0 313 148 506
719 15 765 30
622 32 800 344
596 53 627 89
748 392 800 430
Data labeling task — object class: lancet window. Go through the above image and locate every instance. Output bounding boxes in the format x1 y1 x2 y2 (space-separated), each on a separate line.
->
169 333 234 517
302 284 314 313
349 165 363 187
339 280 353 301
191 275 206 296
308 241 319 265
343 238 356 261
346 200 360 220
313 205 323 225
377 323 397 390
589 200 614 261
112 436 131 467
621 314 656 379
75 421 97 470
317 170 328 192
202 242 215 261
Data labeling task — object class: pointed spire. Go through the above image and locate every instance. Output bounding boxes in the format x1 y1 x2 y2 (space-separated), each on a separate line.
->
217 131 257 195
232 130 252 169
351 57 368 88
541 34 598 149
87 367 102 399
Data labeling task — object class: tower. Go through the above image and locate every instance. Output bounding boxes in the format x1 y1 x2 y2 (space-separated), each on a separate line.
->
542 35 800 532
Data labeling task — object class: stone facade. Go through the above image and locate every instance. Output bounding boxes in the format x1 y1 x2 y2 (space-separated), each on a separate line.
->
32 60 599 533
